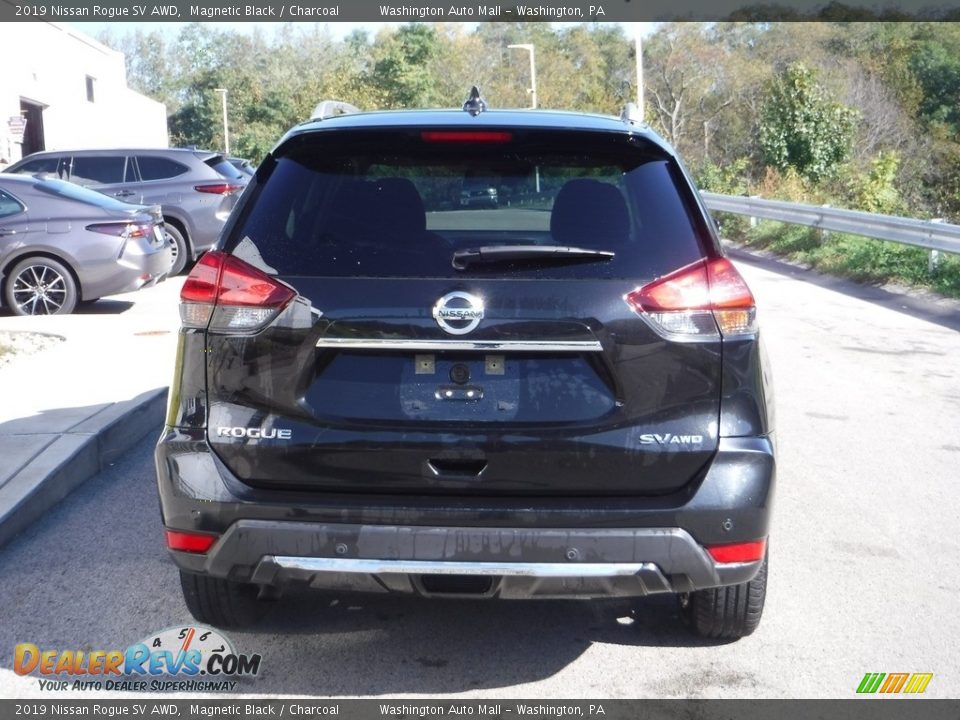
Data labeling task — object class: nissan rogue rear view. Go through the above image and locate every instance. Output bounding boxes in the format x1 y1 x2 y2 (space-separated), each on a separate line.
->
155 95 775 639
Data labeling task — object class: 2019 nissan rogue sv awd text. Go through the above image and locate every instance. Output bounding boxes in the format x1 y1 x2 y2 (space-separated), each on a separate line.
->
155 91 776 639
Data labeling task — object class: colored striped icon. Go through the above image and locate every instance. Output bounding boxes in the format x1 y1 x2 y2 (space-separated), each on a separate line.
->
857 672 933 694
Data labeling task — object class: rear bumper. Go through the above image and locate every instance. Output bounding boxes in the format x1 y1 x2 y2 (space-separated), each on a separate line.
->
171 523 762 598
83 239 171 299
156 432 775 599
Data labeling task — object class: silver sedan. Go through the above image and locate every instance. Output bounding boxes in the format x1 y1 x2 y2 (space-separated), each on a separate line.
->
0 175 171 315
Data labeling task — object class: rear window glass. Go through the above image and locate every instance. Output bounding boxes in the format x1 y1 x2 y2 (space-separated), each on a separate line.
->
0 189 25 218
34 178 141 212
70 156 129 186
227 129 706 279
204 155 244 180
137 156 189 181
12 157 67 178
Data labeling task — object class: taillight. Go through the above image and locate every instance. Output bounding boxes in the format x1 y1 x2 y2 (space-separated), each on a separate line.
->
706 538 767 564
194 183 244 195
421 131 513 143
625 257 757 339
180 251 296 333
86 222 151 238
165 529 218 554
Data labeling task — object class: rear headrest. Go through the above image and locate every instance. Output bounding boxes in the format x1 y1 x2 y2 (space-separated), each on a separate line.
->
324 180 380 239
374 177 427 234
550 179 630 247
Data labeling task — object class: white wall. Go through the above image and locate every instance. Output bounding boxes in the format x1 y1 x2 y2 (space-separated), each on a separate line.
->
0 22 168 163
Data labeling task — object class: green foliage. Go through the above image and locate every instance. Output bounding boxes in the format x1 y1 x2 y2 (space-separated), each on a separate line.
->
739 222 960 299
910 37 960 134
696 158 750 195
854 152 902 214
368 24 442 108
759 63 858 182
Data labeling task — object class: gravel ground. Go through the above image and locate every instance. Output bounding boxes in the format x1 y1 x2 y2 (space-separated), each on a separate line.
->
0 331 63 369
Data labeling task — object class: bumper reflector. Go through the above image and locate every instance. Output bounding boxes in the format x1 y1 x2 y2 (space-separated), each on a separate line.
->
706 538 767 564
165 529 218 554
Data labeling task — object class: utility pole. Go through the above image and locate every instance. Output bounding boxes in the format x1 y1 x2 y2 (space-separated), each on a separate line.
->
635 27 644 121
508 44 540 193
214 88 229 155
508 44 537 109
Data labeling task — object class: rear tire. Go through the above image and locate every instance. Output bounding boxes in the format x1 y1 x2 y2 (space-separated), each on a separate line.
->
179 571 269 628
164 223 189 276
4 256 78 315
680 553 767 639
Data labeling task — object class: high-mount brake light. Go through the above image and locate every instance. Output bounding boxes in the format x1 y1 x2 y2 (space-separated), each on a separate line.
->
706 539 767 564
194 183 244 195
421 131 513 143
179 251 296 332
625 257 757 339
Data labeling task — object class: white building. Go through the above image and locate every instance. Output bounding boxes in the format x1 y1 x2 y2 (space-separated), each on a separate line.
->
0 22 168 165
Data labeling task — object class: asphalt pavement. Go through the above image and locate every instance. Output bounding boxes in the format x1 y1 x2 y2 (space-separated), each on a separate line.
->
1 256 958 699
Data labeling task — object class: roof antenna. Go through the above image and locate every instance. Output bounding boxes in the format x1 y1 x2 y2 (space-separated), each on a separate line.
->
462 86 487 116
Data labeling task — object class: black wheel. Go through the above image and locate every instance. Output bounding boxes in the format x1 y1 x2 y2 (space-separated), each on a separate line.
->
4 256 78 315
179 570 270 628
164 223 189 276
680 553 768 639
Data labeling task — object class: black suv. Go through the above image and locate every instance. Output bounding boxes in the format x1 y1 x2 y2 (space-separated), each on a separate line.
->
155 92 775 639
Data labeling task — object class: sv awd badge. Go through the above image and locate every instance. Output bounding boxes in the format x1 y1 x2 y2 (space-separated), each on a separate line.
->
640 433 704 445
216 427 292 440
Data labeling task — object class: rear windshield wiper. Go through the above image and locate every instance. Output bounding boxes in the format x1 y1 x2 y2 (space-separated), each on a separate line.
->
452 245 615 270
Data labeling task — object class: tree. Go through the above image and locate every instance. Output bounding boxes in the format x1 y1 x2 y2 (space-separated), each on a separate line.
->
644 24 737 163
368 24 442 108
759 63 858 182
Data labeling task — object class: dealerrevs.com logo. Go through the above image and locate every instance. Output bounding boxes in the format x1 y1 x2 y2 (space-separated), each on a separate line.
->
14 626 261 692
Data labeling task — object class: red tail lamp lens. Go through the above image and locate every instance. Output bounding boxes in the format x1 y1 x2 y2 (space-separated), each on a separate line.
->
179 251 296 331
706 539 767 564
194 183 244 195
165 529 218 554
627 258 754 313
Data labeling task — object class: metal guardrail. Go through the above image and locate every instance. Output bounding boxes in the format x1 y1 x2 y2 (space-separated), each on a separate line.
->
701 192 960 256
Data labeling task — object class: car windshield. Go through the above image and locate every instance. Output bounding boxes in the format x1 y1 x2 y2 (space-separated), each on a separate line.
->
228 128 706 279
34 178 140 212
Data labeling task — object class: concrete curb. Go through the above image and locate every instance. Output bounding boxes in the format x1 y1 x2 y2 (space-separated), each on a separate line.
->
0 387 167 550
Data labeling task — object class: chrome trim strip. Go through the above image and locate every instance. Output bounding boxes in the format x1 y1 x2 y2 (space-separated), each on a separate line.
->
315 338 603 352
271 556 651 578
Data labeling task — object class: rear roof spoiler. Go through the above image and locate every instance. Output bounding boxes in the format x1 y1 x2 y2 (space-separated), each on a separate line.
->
310 101 361 121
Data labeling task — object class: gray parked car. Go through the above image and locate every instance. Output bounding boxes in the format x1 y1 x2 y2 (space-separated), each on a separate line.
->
0 175 171 315
3 148 246 275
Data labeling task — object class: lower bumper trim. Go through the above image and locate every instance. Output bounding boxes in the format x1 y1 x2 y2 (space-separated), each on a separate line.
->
271 556 655 578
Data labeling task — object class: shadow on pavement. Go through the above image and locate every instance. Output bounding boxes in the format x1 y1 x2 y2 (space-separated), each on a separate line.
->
74 299 135 315
0 299 135 317
0 441 729 697
729 246 960 334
